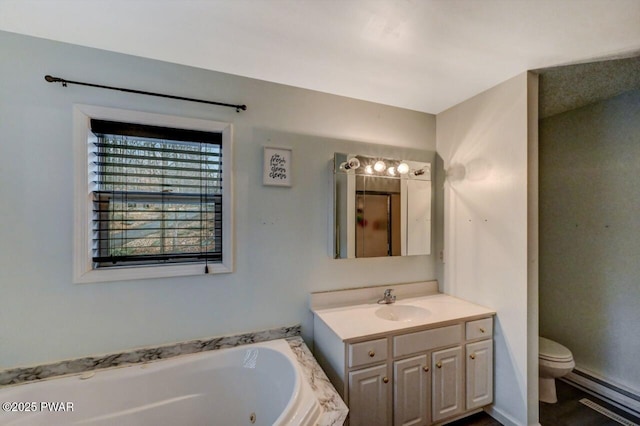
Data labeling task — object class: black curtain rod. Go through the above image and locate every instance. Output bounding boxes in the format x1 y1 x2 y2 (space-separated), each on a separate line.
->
44 75 247 112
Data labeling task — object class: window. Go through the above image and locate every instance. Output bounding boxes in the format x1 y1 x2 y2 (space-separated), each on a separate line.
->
74 105 233 283
91 119 222 267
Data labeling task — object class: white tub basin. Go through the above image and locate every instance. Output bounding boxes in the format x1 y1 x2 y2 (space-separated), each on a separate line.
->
0 339 321 426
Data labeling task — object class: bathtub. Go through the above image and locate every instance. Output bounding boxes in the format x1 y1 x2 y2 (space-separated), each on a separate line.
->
0 339 322 426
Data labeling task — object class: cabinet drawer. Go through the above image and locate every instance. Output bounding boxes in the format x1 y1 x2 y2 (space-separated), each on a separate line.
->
466 317 493 340
348 338 388 368
393 324 462 358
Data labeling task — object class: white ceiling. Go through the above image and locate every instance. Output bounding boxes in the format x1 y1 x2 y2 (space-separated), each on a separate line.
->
1 0 640 114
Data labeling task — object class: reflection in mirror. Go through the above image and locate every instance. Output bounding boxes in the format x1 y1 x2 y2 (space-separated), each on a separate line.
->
334 153 431 259
356 175 401 257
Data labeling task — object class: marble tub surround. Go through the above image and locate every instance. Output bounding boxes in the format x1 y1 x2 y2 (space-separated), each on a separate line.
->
0 324 300 387
311 282 495 340
287 337 349 426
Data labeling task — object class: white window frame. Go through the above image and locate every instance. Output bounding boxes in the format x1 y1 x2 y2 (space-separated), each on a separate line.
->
73 104 234 283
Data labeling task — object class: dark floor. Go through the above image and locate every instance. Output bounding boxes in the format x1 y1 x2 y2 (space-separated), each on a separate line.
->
444 380 640 426
539 380 640 426
444 411 502 426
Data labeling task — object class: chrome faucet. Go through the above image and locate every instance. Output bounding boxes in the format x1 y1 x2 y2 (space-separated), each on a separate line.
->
377 289 396 304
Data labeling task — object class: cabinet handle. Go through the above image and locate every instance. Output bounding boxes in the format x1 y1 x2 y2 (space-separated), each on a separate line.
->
423 366 430 372
368 350 375 358
470 353 476 360
436 361 442 369
383 377 389 384
479 328 486 333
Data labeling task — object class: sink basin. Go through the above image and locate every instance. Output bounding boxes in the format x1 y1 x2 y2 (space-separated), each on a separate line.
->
374 305 430 322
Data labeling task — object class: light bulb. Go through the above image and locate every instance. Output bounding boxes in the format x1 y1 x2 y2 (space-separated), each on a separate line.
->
345 158 360 170
364 165 374 174
397 162 409 174
339 158 360 172
374 161 386 172
387 167 396 176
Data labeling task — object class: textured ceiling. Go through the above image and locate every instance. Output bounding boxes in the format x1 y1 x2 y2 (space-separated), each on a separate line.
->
538 55 640 119
1 0 640 113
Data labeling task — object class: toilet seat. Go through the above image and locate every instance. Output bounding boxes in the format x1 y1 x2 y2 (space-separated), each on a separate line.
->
539 336 573 362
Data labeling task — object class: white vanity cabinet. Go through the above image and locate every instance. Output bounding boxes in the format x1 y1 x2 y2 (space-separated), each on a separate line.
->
465 318 494 411
431 345 464 422
313 315 494 426
348 363 392 426
394 354 429 426
346 338 392 426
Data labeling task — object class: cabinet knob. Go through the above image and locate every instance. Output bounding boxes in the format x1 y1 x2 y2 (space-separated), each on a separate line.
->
368 350 375 358
470 353 476 360
436 361 442 369
383 377 389 384
423 366 430 372
479 328 486 333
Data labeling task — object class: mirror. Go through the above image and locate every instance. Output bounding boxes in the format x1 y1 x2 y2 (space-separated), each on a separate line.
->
334 153 432 259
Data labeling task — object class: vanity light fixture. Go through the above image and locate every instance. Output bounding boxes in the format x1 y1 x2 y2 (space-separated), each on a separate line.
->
374 160 386 172
335 154 427 179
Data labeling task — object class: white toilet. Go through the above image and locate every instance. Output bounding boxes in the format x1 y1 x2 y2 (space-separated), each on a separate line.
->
539 336 575 403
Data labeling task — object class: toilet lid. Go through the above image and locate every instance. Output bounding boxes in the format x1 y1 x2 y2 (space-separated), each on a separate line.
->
539 337 573 362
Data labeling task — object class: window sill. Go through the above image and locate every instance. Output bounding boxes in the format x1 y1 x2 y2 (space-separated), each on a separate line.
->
74 262 233 284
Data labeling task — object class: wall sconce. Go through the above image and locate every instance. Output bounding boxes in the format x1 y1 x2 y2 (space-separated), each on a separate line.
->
444 160 492 183
445 163 466 182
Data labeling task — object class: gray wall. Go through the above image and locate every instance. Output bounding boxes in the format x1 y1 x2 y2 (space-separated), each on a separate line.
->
540 90 640 393
0 31 438 369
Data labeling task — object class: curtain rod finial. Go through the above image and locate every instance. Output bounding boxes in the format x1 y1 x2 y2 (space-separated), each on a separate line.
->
45 75 65 85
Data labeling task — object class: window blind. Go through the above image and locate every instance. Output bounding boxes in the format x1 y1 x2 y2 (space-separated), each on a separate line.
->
90 119 223 268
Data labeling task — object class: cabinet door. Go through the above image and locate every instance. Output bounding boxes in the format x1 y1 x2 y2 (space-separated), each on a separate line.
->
348 363 391 426
432 346 463 422
394 354 429 426
466 340 493 409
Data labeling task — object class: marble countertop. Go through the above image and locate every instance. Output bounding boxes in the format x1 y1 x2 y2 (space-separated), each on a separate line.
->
312 293 495 341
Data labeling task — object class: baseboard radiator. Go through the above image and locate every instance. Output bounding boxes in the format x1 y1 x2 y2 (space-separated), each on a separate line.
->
562 367 640 418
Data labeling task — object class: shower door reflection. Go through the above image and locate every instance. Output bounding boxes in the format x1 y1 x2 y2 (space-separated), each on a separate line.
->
355 192 401 257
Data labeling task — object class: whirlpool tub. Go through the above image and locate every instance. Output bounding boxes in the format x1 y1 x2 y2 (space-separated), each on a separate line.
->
0 339 322 425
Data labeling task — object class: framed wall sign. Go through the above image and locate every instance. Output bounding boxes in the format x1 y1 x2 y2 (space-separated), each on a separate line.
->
263 147 292 187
